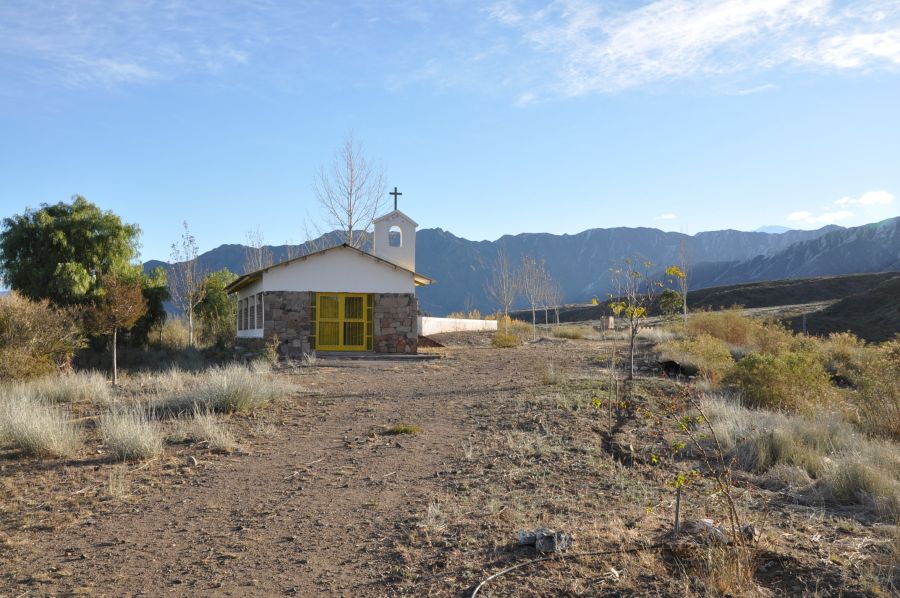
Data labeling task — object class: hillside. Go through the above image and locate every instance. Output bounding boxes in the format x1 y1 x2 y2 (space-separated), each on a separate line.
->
146 223 856 315
143 217 900 316
786 274 900 342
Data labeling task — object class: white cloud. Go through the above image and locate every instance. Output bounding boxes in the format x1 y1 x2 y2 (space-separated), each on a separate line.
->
654 213 678 220
785 189 895 226
489 0 900 95
0 1 255 88
834 190 895 207
514 91 538 107
786 210 813 221
786 209 854 224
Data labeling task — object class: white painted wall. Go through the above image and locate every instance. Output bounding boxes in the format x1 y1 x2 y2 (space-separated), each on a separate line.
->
418 316 498 336
373 210 416 272
235 246 416 302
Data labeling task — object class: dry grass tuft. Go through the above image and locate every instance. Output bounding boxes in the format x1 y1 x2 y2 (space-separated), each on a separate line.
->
385 423 422 435
157 364 290 415
170 410 238 453
100 408 163 461
16 371 111 405
552 325 592 340
702 393 900 515
0 391 80 457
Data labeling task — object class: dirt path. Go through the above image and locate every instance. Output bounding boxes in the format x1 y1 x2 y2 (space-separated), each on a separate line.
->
4 348 541 597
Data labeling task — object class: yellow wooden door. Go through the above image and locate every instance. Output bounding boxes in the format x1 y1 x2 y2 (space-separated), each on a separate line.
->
316 293 370 351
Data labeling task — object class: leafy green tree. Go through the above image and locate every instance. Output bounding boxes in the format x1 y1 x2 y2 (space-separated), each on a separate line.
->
0 196 141 305
130 267 170 347
659 289 683 320
195 269 237 347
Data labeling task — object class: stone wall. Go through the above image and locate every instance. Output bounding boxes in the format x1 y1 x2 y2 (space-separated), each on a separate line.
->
235 291 418 357
263 291 313 359
374 293 418 354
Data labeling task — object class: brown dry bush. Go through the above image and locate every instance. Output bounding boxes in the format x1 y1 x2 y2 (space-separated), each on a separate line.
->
0 292 85 380
492 331 522 348
687 308 791 353
660 334 734 384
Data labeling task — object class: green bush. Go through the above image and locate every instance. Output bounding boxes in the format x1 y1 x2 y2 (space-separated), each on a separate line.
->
728 349 836 412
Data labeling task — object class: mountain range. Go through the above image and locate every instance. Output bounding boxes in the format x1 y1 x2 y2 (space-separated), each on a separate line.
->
144 217 900 316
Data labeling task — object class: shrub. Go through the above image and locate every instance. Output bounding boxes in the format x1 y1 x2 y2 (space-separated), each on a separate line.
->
660 334 734 384
687 309 757 347
0 292 85 380
821 332 867 383
0 392 80 457
100 408 163 461
727 349 837 412
492 331 521 348
854 339 900 440
553 326 592 340
687 309 791 353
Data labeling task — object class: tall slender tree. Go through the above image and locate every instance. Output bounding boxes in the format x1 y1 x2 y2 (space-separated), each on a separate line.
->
487 247 519 333
519 255 543 341
169 222 205 347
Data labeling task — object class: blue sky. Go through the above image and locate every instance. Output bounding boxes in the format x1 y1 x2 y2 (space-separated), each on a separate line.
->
1 0 899 262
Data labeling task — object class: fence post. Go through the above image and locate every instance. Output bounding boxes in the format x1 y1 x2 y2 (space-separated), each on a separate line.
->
674 486 682 538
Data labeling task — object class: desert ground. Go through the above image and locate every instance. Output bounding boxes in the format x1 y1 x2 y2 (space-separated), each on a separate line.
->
2 331 897 597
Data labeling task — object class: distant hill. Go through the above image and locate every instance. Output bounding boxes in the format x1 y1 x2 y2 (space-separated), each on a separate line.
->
754 225 791 234
144 219 900 316
786 274 900 342
690 217 900 290
514 271 900 329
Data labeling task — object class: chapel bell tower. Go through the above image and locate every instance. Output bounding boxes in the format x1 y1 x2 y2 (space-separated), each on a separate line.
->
373 189 417 272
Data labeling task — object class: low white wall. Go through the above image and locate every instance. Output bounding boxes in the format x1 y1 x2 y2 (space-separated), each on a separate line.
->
418 316 498 336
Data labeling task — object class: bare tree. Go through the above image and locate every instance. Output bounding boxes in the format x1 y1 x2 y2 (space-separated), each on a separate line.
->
486 247 519 333
519 255 543 341
312 134 386 248
244 226 273 274
548 280 563 326
169 222 206 347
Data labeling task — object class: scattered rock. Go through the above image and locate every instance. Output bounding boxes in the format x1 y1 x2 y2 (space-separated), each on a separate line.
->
683 519 727 544
518 527 573 553
186 456 199 467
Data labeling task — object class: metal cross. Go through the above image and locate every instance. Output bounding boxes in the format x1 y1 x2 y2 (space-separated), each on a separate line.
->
389 186 402 210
